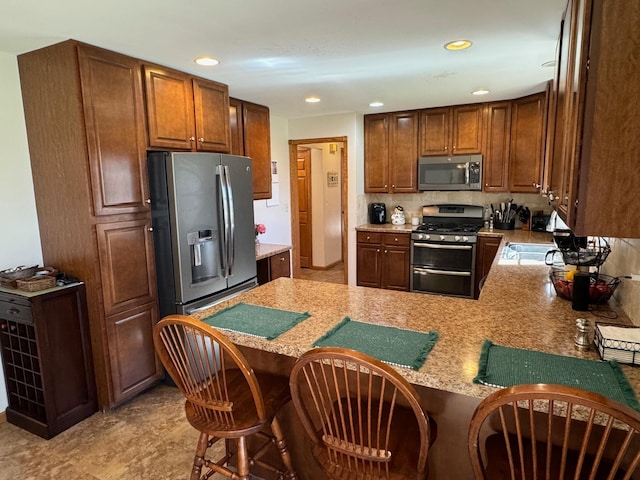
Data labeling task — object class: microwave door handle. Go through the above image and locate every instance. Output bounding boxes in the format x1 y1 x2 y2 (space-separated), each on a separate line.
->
465 162 470 185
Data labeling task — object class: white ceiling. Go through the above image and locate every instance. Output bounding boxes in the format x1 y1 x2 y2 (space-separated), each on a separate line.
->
0 0 567 119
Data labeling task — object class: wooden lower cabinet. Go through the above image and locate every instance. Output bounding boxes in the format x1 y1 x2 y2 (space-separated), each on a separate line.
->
0 284 97 439
474 236 501 298
357 231 410 291
105 302 163 405
257 250 291 285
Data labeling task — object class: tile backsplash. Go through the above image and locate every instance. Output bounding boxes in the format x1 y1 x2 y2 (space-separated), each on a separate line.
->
360 192 552 229
601 237 640 325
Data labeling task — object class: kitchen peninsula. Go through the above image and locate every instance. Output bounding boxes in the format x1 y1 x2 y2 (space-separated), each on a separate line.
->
191 232 640 478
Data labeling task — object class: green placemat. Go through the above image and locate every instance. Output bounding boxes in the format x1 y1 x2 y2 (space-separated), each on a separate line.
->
312 317 439 370
201 303 310 340
473 340 640 411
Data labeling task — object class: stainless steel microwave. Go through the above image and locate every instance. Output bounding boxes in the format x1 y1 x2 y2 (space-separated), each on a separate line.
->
418 154 482 191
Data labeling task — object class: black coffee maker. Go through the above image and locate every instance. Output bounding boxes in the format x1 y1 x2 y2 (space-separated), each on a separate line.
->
368 203 386 224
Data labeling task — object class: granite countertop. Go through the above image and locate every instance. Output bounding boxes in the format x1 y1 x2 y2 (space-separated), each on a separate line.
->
194 229 640 401
255 243 291 260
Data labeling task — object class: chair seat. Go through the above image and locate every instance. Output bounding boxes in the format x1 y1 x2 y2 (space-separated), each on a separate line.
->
310 398 435 480
186 369 291 438
484 433 631 480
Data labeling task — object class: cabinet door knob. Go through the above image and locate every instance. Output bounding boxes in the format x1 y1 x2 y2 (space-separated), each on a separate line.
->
148 227 154 232
376 249 380 253
366 236 370 240
384 249 388 253
280 257 285 261
145 198 151 204
198 138 205 143
189 136 195 142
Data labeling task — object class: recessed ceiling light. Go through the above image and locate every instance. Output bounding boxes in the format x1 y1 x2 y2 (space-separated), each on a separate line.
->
369 101 384 107
472 88 490 96
542 60 557 68
444 40 472 51
305 96 321 103
194 56 219 66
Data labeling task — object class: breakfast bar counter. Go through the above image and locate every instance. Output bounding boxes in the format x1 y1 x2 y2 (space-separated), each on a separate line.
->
194 230 640 401
190 230 639 478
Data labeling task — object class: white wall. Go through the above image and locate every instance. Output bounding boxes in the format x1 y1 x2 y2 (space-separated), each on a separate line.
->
0 52 44 412
252 115 292 246
289 113 362 284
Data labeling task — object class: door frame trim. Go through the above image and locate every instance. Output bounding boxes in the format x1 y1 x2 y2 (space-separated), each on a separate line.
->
288 136 348 283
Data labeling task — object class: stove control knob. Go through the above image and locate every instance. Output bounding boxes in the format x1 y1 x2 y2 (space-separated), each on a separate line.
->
440 235 446 241
424 234 430 240
454 235 461 242
463 236 469 242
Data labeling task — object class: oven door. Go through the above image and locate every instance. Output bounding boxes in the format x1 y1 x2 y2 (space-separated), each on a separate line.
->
411 241 476 298
411 266 474 298
411 241 474 270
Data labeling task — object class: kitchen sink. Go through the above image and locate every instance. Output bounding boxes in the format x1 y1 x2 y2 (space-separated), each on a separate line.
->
498 242 556 265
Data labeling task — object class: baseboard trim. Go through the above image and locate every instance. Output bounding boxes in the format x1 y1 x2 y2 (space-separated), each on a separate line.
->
0 410 6 424
308 260 343 271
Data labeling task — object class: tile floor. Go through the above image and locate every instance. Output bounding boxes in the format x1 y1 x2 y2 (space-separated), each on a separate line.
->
297 261 344 284
0 384 228 480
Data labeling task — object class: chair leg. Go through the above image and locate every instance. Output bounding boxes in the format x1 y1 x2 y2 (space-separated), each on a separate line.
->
271 417 297 479
236 436 251 480
191 431 209 480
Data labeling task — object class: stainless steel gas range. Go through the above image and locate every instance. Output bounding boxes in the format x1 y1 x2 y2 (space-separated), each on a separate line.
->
410 204 484 298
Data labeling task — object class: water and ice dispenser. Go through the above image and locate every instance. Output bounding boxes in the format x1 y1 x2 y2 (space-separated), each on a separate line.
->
187 229 218 284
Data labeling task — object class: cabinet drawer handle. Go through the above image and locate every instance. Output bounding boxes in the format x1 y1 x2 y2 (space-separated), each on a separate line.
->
8 307 20 316
279 257 285 261
366 236 371 240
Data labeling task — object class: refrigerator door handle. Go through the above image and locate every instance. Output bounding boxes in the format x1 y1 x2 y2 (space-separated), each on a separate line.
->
218 164 231 277
223 165 235 275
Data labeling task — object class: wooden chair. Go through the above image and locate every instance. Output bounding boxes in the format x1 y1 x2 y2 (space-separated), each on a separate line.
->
468 383 640 480
153 314 297 480
289 346 436 480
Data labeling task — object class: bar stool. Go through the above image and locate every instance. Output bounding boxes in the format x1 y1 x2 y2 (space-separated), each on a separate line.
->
153 314 297 480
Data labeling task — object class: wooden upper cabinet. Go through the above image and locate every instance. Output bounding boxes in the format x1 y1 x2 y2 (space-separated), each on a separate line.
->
77 45 149 216
242 101 272 199
193 77 231 152
143 65 230 153
483 102 511 192
364 111 417 193
452 105 484 154
228 97 272 199
551 0 640 237
419 108 449 155
229 97 245 156
144 66 195 150
419 104 483 156
388 111 418 193
364 114 389 192
508 92 547 193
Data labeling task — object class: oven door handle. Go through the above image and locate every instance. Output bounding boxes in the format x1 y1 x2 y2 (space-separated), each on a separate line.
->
414 267 472 277
413 243 473 251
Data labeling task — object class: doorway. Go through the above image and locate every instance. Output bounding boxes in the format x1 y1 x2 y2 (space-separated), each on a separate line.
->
288 137 348 284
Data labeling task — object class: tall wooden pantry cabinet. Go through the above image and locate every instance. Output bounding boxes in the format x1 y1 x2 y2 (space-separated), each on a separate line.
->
18 40 163 409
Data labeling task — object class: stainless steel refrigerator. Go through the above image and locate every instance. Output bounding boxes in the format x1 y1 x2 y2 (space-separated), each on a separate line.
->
147 151 257 318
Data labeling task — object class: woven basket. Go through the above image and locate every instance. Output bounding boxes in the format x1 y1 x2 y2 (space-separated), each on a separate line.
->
15 275 57 292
